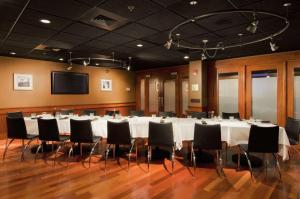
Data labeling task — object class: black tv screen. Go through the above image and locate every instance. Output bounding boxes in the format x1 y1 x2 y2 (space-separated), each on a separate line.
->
51 71 89 94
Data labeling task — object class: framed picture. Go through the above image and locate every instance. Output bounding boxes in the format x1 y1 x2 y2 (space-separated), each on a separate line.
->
101 79 112 91
14 73 33 90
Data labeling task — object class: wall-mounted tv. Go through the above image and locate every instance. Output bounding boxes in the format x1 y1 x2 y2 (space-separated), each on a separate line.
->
51 71 89 94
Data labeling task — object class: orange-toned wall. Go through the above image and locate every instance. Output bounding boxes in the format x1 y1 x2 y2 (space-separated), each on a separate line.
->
0 56 136 108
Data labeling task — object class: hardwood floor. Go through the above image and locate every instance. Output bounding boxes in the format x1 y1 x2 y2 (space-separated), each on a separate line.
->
0 140 300 199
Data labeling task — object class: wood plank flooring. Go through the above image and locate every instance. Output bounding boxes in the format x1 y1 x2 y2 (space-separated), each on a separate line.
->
0 140 300 199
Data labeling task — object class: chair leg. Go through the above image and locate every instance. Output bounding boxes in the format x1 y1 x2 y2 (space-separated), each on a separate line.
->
243 151 253 178
3 138 14 162
171 146 175 175
34 143 43 163
128 144 134 170
21 138 35 161
147 146 151 172
191 143 196 176
67 144 74 167
88 140 100 168
54 142 64 166
237 145 241 170
264 153 268 179
272 153 282 180
217 150 224 176
135 141 138 165
105 144 111 171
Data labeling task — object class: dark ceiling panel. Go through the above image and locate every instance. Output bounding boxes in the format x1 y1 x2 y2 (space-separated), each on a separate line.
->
45 32 91 49
75 0 105 7
125 40 156 49
142 31 169 45
176 23 208 39
97 32 134 44
0 3 23 31
85 39 116 49
63 22 107 38
19 9 72 31
29 0 91 20
12 23 56 38
138 9 185 31
168 0 233 18
114 23 157 39
98 0 162 21
151 0 182 7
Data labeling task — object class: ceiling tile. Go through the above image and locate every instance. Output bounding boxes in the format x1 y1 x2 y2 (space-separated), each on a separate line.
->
12 23 57 38
98 0 161 21
85 39 116 49
138 9 185 31
97 32 134 44
124 40 156 49
115 23 157 39
151 0 182 7
19 9 72 31
63 22 107 38
143 31 169 45
45 32 91 49
29 0 91 20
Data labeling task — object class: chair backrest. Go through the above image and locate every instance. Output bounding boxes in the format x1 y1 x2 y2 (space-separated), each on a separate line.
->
130 110 144 117
193 123 222 150
190 112 208 119
70 119 94 143
148 122 174 147
285 117 300 144
107 121 131 145
81 109 97 116
159 112 176 118
60 109 74 115
222 112 240 119
37 118 60 141
105 110 120 116
248 125 279 153
6 117 27 139
7 112 23 118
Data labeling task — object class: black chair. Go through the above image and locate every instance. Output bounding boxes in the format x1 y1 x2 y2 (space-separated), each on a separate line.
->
285 117 300 157
81 109 97 116
105 121 135 170
60 109 74 115
105 110 120 116
3 117 38 161
189 112 208 119
222 112 240 119
130 110 144 117
159 112 176 118
238 125 281 179
148 122 175 174
191 124 224 176
68 119 101 167
7 112 23 118
35 118 70 164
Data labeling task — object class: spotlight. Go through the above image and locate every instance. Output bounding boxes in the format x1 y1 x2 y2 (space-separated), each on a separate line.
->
59 58 64 61
184 55 189 59
67 66 72 71
127 66 130 71
270 39 279 51
40 19 51 24
164 39 172 50
136 43 143 47
190 1 197 6
96 63 99 66
10 52 16 55
246 19 258 34
83 60 88 66
201 53 207 60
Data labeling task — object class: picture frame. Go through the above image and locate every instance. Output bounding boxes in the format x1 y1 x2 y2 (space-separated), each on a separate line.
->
101 79 112 91
14 73 33 90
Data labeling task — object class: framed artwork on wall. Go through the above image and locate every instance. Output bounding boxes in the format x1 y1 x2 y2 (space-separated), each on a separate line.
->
14 73 33 90
101 79 112 91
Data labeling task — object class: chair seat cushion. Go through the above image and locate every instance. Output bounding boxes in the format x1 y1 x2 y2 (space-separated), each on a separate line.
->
289 138 299 145
59 135 70 141
26 134 38 139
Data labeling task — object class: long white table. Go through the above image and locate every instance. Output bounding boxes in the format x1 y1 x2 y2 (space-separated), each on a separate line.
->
25 116 290 161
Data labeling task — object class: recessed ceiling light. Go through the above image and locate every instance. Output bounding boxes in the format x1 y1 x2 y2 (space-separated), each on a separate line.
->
40 19 51 24
59 58 64 61
238 33 243 36
190 1 198 6
184 55 189 59
96 63 99 66
175 33 181 37
10 52 16 55
283 2 291 7
137 43 143 47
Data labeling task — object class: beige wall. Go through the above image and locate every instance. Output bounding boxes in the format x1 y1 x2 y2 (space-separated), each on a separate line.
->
0 56 136 108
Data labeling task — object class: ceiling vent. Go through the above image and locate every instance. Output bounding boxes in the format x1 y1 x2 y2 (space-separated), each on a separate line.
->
80 8 128 31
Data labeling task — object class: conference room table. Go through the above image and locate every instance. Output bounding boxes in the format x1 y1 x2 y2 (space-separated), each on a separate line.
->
24 115 291 161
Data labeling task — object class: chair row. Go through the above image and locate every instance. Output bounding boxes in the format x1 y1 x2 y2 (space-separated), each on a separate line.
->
4 116 298 179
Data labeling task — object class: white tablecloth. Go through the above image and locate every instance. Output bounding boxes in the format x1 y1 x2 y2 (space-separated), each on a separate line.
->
25 116 290 161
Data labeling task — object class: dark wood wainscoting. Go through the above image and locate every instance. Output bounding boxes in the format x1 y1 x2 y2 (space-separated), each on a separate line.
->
0 102 135 139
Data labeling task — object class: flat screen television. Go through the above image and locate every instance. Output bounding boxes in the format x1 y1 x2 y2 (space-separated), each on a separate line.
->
51 71 89 94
